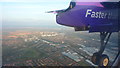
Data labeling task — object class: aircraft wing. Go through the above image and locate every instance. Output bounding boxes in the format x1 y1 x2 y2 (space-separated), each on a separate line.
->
46 1 76 14
46 9 66 14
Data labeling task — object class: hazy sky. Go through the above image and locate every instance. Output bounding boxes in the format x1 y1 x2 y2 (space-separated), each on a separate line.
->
1 0 71 27
1 0 119 28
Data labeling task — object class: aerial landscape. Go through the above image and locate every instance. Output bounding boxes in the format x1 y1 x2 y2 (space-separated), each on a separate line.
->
1 0 120 67
2 27 118 66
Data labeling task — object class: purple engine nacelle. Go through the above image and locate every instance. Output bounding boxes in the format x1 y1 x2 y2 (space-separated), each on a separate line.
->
56 2 119 32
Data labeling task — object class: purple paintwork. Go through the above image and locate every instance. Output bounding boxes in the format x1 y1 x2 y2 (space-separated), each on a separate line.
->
76 2 104 7
56 3 119 32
